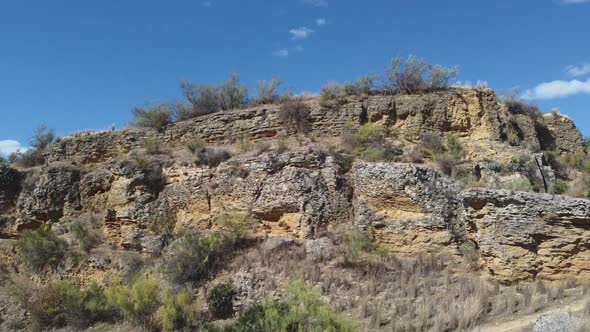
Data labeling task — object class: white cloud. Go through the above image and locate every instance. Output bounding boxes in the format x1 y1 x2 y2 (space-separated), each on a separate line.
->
561 0 590 3
295 45 304 52
521 78 590 99
0 140 26 155
316 18 327 26
289 27 314 39
303 0 328 7
273 48 289 57
565 63 590 77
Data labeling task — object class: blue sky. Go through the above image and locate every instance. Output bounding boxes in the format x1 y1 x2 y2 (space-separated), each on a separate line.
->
1 0 589 154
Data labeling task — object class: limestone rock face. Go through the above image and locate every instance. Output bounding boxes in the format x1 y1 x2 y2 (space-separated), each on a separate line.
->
45 89 585 165
462 189 590 282
16 164 81 222
542 112 585 154
163 151 352 239
6 88 590 284
352 162 466 254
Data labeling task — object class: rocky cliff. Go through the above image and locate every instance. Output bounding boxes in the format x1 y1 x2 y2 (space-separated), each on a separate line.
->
46 89 584 164
1 88 588 285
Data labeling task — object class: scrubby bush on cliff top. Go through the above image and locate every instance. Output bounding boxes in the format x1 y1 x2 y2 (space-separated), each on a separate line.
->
279 98 312 134
384 55 457 95
254 76 283 105
180 72 248 118
131 103 172 132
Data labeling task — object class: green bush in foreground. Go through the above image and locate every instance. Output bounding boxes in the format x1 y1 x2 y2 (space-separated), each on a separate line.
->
162 233 225 285
212 280 355 332
160 289 201 331
207 282 236 319
105 276 161 329
17 225 68 271
13 281 114 330
70 219 102 252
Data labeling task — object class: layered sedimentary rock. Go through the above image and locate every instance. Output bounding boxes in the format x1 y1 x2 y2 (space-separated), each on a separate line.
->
5 153 589 283
463 189 590 282
4 88 589 283
351 162 465 255
46 89 584 164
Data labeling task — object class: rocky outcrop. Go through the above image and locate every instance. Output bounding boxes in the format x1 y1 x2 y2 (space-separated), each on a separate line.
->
352 162 465 254
162 151 351 239
542 112 585 154
45 89 584 165
463 189 590 282
16 164 81 223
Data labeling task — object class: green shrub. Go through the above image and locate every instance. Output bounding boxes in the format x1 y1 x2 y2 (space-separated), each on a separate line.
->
17 225 68 271
319 82 347 109
132 103 172 132
554 180 569 195
162 233 225 284
342 74 378 96
221 280 355 332
13 281 114 330
159 289 201 331
502 96 542 119
32 124 55 150
360 147 386 162
186 137 206 153
218 73 249 110
180 82 221 116
561 148 588 171
447 135 465 160
105 276 161 329
143 136 165 155
354 123 384 145
70 219 102 252
279 99 312 134
207 282 236 318
254 77 283 105
338 227 383 267
14 149 46 168
420 132 445 157
236 136 255 153
214 211 256 246
180 73 248 117
148 207 177 241
502 178 534 192
435 153 458 176
14 125 56 167
384 55 457 95
511 154 532 167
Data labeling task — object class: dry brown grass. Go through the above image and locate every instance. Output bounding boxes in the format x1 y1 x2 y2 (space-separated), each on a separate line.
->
227 236 585 332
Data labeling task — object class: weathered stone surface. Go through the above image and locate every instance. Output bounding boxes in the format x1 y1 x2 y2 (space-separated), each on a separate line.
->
16 164 81 222
305 237 336 262
352 162 465 254
163 151 351 239
463 189 590 282
45 89 584 165
0 164 21 212
533 310 580 332
542 112 585 154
